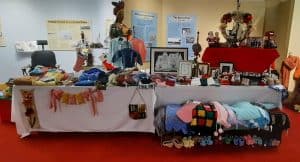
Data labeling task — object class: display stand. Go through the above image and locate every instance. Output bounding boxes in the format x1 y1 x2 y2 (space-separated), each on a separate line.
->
202 48 279 73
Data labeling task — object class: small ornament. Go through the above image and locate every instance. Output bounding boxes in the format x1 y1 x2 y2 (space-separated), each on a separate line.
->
218 136 222 141
214 131 219 137
218 128 224 134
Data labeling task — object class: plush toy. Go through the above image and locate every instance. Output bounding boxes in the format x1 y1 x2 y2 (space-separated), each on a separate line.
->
214 32 220 45
99 54 116 71
207 31 215 47
264 31 277 49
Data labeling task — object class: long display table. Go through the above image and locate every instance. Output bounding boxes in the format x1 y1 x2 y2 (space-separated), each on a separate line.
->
155 86 282 108
12 86 156 138
11 85 282 138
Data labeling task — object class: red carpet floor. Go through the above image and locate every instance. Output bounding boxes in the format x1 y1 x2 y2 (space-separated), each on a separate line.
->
0 108 299 162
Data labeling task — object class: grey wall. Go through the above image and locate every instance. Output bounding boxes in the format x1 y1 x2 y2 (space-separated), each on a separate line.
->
0 0 114 82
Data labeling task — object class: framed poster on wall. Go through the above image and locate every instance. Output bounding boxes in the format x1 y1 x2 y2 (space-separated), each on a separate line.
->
167 15 196 60
132 10 158 61
0 17 6 47
47 19 92 51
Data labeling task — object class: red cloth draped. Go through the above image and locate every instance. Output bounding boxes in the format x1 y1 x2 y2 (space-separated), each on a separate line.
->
202 48 279 73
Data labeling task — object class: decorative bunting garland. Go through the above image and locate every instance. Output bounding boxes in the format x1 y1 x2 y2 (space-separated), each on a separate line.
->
50 88 104 116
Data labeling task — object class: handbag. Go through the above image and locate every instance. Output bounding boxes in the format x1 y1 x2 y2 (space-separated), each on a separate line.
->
128 88 147 120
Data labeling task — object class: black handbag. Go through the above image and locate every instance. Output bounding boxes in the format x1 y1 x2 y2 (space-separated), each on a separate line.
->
128 88 147 120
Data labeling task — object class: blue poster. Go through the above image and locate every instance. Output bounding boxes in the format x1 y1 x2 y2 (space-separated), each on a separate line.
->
167 15 196 60
132 10 158 61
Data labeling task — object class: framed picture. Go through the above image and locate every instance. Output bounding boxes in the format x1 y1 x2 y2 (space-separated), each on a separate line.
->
178 61 192 77
197 63 210 76
220 62 234 74
150 47 188 74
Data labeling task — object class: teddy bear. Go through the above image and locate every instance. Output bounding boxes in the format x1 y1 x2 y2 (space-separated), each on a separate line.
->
207 31 215 47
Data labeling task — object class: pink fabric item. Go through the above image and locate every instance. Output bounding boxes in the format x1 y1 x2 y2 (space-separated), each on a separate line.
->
176 103 198 123
131 38 147 63
212 101 231 128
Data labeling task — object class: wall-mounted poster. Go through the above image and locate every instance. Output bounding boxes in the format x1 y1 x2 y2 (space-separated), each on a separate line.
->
47 19 92 51
0 17 6 47
167 15 196 60
132 10 158 61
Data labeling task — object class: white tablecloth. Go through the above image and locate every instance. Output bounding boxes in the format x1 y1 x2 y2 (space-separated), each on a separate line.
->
12 86 156 138
155 86 282 108
12 85 282 138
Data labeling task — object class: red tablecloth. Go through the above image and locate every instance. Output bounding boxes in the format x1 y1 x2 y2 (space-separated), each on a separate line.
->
0 98 11 123
202 48 279 73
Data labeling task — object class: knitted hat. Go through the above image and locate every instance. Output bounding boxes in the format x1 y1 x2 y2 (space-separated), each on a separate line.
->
112 1 125 16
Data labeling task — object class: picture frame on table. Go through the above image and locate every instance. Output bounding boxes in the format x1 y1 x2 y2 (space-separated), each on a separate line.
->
178 61 192 78
219 62 234 74
197 63 210 76
150 47 188 74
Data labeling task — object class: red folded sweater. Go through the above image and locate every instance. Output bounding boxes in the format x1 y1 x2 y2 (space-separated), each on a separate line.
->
281 55 300 88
